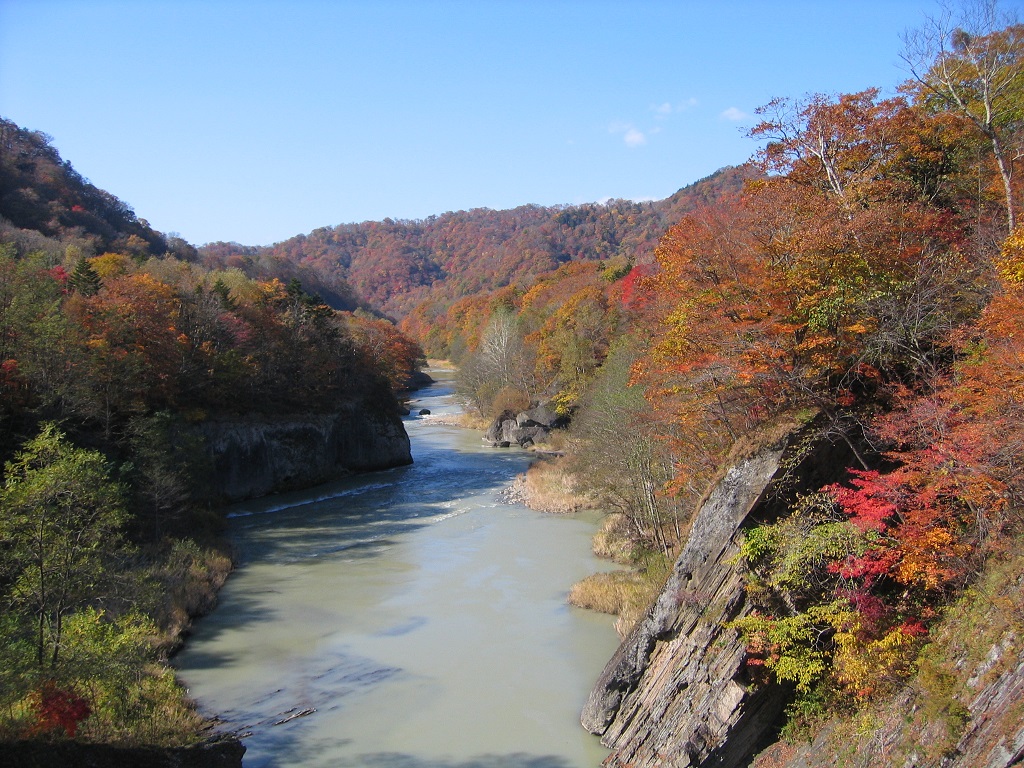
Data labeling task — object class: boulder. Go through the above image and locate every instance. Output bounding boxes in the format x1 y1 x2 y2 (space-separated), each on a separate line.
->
517 404 564 430
484 410 519 445
403 369 435 391
510 425 544 447
485 408 557 448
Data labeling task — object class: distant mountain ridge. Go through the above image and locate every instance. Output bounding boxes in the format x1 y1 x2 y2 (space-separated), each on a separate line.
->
0 117 171 258
1 113 752 324
199 165 754 319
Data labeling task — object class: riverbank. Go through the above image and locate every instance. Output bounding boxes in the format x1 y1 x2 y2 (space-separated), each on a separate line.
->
498 454 673 639
2 399 417 765
499 455 595 513
2 533 242 768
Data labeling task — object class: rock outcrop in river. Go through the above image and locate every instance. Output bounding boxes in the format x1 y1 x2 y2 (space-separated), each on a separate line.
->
196 403 412 502
484 404 566 448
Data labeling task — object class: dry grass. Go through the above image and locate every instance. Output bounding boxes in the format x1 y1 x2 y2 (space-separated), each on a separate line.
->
490 386 532 417
569 539 674 638
568 566 670 638
569 571 643 615
456 412 491 430
154 540 233 653
519 456 597 513
591 513 635 563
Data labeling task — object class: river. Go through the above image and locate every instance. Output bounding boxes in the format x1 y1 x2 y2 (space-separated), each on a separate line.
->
174 372 620 767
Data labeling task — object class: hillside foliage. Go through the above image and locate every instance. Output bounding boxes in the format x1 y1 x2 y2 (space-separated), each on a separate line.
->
390 11 1024 741
2 2 1023 753
0 125 425 745
200 165 752 326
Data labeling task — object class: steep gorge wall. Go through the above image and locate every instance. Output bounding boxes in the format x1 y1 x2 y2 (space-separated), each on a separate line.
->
583 425 865 767
583 428 1024 768
582 442 792 767
195 404 412 503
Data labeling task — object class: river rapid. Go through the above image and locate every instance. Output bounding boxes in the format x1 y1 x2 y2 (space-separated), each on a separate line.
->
174 372 620 767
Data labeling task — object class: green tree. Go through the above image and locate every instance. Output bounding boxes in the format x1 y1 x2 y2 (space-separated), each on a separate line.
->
125 413 199 539
571 339 681 555
69 258 101 296
0 424 128 668
0 252 82 425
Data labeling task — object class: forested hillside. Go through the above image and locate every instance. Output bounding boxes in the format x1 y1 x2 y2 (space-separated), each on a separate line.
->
0 119 171 259
199 164 752 323
0 122 423 749
425 12 1024 763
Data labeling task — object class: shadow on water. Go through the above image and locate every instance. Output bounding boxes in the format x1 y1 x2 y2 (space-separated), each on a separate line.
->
172 592 272 669
186 648 405 747
244 731 578 768
221 429 535 569
308 753 576 768
245 710 580 768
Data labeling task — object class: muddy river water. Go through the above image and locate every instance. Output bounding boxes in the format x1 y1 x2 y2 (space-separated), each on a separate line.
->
174 373 620 767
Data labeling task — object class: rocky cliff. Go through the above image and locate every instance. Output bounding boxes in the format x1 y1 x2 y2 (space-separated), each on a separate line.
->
196 403 412 502
583 426 1024 768
582 440 792 767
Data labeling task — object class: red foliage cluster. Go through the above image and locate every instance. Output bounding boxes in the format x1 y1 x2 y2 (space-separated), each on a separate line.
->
827 470 900 532
28 681 91 738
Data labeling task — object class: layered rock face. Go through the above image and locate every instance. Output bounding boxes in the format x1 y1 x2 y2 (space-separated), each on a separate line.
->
583 426 1024 768
196 404 412 502
582 442 792 767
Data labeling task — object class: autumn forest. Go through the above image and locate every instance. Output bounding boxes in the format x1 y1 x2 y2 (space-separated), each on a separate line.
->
2 3 1024 763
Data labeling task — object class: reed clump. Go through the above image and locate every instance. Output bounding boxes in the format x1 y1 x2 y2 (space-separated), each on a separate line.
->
521 457 596 513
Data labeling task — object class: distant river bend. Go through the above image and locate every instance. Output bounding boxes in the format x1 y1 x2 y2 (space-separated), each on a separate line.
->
175 371 620 767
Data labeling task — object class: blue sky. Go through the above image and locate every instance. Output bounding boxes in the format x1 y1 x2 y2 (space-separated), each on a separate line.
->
2 0 1022 247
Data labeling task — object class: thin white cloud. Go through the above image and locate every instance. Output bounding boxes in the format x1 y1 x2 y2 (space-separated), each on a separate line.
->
720 107 750 122
623 128 647 147
609 122 647 148
652 98 699 117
